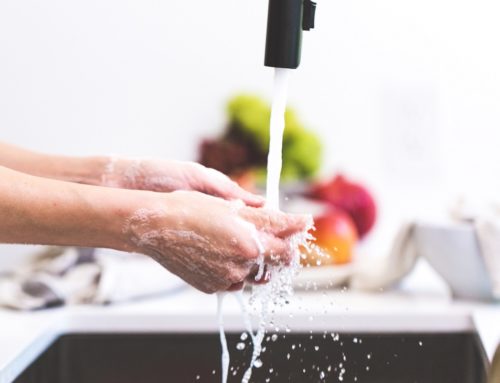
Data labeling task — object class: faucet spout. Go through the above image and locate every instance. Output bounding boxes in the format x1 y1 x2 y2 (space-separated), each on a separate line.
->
264 0 317 69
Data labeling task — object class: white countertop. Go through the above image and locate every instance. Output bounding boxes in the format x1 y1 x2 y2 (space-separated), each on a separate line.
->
1 285 500 383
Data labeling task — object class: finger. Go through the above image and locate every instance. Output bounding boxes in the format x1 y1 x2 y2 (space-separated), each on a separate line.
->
213 180 265 208
247 265 271 284
259 233 293 266
241 208 312 238
228 186 266 208
227 281 245 291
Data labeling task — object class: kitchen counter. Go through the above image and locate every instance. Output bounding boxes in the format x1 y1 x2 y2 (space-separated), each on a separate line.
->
1 285 500 383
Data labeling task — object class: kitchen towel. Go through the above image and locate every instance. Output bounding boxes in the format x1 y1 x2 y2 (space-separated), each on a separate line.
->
349 222 419 291
0 247 186 310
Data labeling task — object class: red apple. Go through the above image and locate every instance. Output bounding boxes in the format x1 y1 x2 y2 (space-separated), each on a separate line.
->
309 174 377 238
302 209 358 266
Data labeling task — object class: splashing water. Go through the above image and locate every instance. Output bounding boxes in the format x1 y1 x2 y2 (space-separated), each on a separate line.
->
217 68 312 383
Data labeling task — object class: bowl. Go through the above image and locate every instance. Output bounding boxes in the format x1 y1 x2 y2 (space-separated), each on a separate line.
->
414 223 496 301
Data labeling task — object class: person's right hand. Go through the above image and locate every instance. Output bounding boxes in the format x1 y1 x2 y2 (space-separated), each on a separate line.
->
123 191 310 294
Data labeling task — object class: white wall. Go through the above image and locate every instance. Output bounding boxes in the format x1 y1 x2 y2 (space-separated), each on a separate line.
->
1 0 500 256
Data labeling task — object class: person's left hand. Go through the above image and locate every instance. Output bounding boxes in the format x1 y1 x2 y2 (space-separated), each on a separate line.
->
101 158 264 207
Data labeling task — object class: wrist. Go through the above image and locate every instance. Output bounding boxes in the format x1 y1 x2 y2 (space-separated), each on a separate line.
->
103 188 169 253
40 154 110 186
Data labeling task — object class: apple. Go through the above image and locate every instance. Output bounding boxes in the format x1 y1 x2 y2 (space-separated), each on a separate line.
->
301 209 358 267
309 174 377 238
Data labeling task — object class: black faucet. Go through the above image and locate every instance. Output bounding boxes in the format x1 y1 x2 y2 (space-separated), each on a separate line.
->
264 0 317 69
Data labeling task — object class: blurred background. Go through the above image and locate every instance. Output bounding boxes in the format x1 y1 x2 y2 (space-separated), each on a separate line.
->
1 0 500 282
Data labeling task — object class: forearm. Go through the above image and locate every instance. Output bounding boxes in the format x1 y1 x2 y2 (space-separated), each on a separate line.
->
0 165 148 251
0 142 108 185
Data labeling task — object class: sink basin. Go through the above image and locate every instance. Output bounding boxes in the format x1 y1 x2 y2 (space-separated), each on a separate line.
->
14 332 488 383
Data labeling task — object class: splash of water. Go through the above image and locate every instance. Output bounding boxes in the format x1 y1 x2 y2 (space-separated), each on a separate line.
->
240 68 306 383
217 68 311 383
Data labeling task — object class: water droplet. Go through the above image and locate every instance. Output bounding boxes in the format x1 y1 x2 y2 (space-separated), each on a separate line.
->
240 332 248 341
236 342 246 351
314 346 320 351
418 341 423 346
253 359 263 368
271 334 278 342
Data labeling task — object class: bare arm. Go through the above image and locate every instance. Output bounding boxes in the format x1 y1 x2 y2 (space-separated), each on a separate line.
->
0 165 135 249
0 142 106 185
0 165 308 293
0 142 263 206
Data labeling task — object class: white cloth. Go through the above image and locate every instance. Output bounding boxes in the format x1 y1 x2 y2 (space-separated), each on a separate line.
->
351 200 500 300
350 223 418 291
0 247 186 310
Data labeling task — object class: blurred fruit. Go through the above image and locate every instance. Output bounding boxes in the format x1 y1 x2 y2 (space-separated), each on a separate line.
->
199 94 322 182
309 174 377 238
301 209 358 267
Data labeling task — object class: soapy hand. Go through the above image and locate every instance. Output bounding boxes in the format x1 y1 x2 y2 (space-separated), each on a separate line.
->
124 191 310 294
102 158 264 207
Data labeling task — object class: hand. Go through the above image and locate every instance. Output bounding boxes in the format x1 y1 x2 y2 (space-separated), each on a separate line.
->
123 191 310 294
102 158 264 207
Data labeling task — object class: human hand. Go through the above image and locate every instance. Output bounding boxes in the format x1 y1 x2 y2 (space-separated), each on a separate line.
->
101 158 264 207
123 191 310 293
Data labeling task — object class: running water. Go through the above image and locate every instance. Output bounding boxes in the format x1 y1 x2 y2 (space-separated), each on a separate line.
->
240 67 295 383
217 68 312 383
265 69 292 210
217 294 230 383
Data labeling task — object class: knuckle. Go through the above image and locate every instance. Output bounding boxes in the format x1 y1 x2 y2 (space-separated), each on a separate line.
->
227 268 245 284
238 241 259 260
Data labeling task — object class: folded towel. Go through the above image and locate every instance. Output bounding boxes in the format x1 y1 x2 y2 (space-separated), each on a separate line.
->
350 223 418 291
0 247 186 310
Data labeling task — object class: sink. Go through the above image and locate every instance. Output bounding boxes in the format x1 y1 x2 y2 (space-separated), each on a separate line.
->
14 332 488 383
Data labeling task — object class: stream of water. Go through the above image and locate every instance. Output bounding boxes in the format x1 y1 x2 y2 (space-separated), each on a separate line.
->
218 68 296 383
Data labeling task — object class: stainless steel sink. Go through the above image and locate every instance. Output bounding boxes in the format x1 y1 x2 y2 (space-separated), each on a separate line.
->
14 332 488 383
